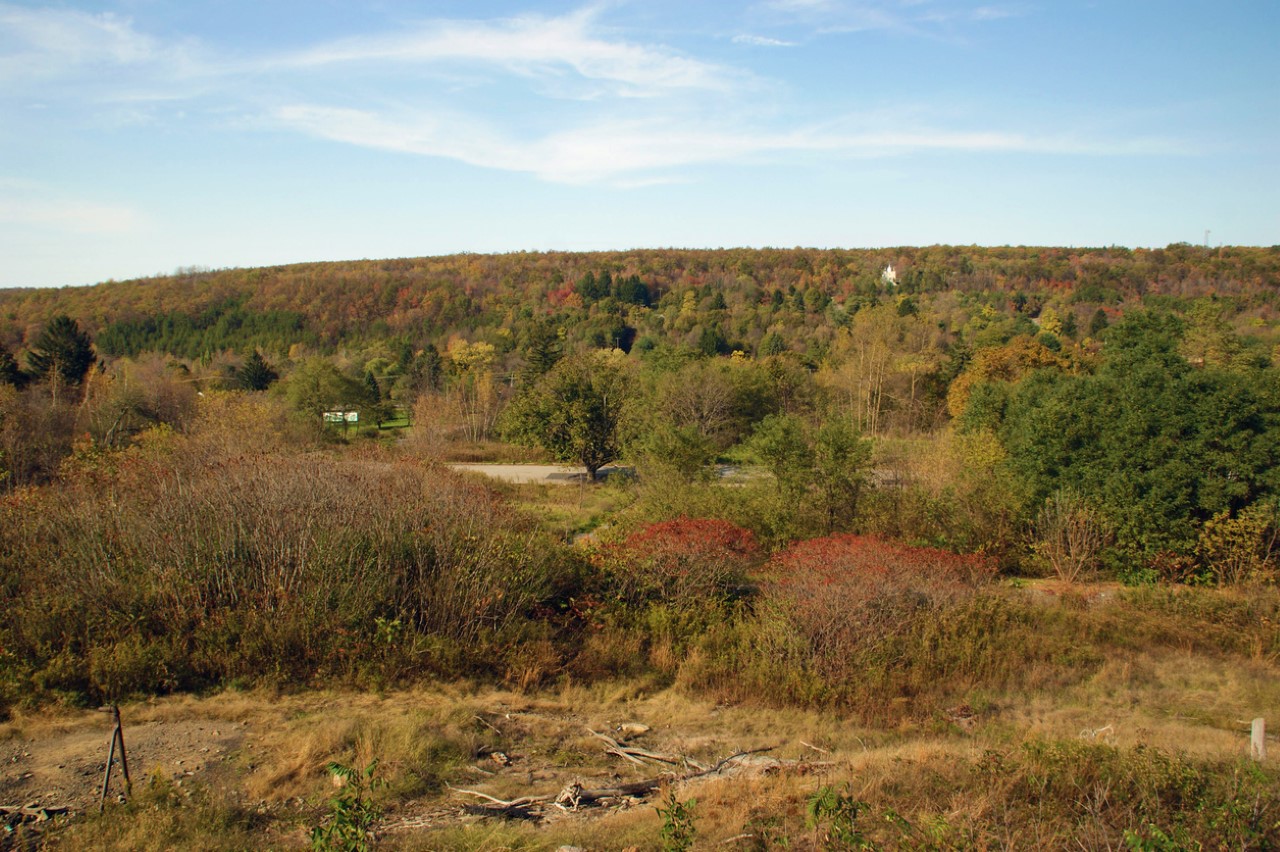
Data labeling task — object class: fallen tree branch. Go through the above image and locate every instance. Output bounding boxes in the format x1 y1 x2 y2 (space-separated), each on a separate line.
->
448 743 782 821
473 714 503 735
706 747 776 774
587 729 709 772
1 804 70 827
446 785 544 820
446 785 531 807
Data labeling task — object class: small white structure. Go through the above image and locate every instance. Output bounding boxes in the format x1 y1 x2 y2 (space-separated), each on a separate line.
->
881 264 897 287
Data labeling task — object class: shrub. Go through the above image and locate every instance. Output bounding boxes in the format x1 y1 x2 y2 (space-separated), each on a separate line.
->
673 536 1082 718
311 761 383 852
1032 488 1113 582
0 438 581 703
656 786 698 852
1197 501 1280 586
599 518 760 612
764 535 994 648
752 537 993 690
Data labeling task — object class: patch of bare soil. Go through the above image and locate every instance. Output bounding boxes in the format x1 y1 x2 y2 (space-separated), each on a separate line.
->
0 711 246 816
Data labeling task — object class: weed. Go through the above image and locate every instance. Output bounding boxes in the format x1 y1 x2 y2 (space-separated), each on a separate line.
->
656 785 698 852
806 785 875 850
310 760 383 852
1124 823 1201 851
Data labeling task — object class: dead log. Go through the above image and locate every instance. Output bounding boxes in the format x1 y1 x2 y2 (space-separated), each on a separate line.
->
448 745 779 820
554 777 668 809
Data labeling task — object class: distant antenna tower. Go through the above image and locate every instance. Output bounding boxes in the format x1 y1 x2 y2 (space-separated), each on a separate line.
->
1204 229 1211 249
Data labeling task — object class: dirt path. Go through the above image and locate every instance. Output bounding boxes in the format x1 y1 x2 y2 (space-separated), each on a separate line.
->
0 713 246 815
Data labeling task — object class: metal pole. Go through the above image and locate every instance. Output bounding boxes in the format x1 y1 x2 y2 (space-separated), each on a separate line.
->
98 705 132 811
99 718 118 812
114 706 132 795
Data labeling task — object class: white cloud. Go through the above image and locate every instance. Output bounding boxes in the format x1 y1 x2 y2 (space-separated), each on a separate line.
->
276 8 737 97
0 4 156 68
0 3 196 87
2 1 1177 193
733 34 799 47
0 2 211 102
768 0 840 11
971 6 1018 21
755 0 1023 35
274 103 1185 186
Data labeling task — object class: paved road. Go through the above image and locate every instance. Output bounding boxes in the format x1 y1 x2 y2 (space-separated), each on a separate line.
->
447 463 632 484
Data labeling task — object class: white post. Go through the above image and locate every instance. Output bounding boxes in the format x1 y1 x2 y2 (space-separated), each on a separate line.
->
1252 718 1266 762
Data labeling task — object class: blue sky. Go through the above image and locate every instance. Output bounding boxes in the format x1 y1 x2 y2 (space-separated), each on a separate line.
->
1 0 1276 288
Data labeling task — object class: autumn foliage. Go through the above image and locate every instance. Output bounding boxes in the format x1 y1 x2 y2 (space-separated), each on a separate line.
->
763 534 994 668
599 518 760 611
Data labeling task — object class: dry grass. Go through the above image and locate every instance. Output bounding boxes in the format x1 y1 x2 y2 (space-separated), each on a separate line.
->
12 637 1276 850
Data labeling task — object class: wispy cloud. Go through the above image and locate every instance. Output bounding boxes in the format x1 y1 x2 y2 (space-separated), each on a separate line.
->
274 104 1186 186
2 1 1174 191
275 7 738 98
733 34 799 47
0 3 206 86
0 5 155 69
754 0 1024 35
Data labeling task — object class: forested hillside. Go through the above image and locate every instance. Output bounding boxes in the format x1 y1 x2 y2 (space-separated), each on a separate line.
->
4 244 1280 573
3 245 1279 360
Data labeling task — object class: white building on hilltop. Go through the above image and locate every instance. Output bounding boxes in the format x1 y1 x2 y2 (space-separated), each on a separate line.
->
881 264 897 287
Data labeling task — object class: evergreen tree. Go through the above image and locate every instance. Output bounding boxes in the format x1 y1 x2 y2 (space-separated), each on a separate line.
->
614 275 651 306
26 315 95 397
236 350 278 391
760 332 787 356
363 369 392 426
574 272 601 303
521 319 563 380
363 370 382 403
697 325 729 356
416 344 443 391
0 344 27 388
1088 308 1109 337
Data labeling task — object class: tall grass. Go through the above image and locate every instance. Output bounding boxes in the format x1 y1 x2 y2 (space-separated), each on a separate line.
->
0 417 582 706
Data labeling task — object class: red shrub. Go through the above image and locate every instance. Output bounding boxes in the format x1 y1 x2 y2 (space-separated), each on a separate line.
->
602 518 760 608
764 534 994 653
769 534 991 587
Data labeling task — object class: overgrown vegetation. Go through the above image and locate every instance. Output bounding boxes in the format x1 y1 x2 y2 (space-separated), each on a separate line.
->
2 247 1280 847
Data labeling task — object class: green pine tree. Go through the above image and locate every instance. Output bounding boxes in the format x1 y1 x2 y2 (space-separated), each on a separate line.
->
237 350 279 391
26 315 95 401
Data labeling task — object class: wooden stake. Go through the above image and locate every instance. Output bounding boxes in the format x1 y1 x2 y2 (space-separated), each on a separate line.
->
1252 718 1266 762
